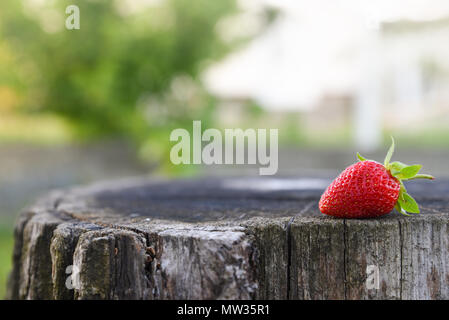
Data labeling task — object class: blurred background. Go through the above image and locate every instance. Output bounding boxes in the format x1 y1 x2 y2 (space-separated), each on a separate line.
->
1 0 449 298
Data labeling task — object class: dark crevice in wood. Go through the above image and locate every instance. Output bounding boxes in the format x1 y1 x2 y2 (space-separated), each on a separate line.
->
398 219 403 300
286 216 294 299
287 200 316 299
343 219 347 300
112 239 118 299
23 219 33 299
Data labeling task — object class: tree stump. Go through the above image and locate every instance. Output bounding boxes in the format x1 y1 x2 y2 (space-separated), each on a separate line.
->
6 177 449 300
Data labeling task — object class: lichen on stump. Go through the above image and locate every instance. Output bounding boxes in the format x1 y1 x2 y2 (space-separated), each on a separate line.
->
6 177 449 300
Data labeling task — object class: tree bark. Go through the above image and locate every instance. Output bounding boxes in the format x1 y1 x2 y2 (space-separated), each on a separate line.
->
6 177 449 300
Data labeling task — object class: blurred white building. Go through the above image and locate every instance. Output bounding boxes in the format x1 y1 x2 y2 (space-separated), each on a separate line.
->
204 0 449 150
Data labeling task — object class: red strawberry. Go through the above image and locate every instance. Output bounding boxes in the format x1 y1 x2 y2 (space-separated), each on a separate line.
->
319 138 434 218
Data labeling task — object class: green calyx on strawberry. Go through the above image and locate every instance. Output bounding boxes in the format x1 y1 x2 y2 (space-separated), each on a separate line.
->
357 137 434 216
319 137 434 218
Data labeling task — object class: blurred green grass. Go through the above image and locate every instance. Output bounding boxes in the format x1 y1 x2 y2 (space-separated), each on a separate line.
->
0 225 13 299
389 127 449 148
0 113 74 145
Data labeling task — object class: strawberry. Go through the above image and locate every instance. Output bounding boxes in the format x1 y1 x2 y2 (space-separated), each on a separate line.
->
319 138 434 218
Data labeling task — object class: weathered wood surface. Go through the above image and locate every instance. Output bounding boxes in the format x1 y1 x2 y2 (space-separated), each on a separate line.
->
6 177 449 300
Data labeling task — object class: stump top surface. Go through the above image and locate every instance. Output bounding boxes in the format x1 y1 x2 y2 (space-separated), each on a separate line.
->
54 177 449 223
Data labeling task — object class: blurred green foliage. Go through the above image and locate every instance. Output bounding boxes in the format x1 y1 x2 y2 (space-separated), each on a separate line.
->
0 226 13 299
0 0 238 170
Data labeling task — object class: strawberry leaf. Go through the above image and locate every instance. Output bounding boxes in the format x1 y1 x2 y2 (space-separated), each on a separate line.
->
389 161 408 175
398 182 406 201
357 152 367 162
407 174 435 180
394 165 422 180
398 192 420 214
384 137 395 167
395 201 412 216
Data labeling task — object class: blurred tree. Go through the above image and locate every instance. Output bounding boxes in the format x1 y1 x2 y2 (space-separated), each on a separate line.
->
0 0 237 171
